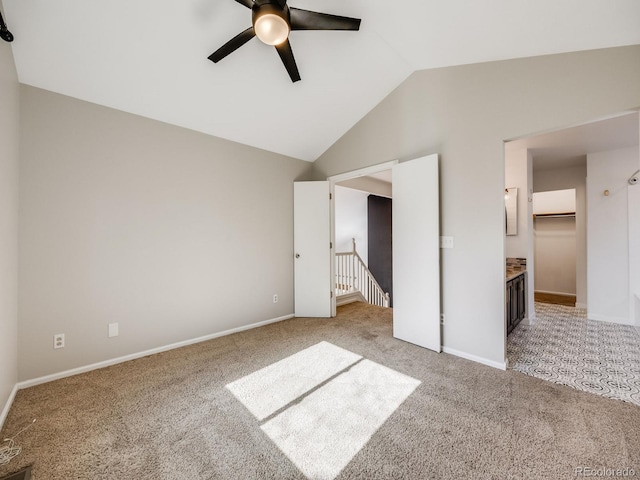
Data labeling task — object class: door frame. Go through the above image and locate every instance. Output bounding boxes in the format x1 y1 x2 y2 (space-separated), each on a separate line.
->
327 160 399 316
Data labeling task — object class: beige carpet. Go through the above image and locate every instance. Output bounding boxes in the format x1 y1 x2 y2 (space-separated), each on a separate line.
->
1 302 639 479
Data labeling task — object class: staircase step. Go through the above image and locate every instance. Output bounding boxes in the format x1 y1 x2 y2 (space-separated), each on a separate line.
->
336 291 366 307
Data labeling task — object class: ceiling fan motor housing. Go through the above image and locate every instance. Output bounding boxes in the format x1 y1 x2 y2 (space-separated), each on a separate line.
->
252 1 289 26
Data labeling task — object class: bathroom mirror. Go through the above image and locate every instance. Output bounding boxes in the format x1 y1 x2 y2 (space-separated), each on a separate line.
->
505 187 518 236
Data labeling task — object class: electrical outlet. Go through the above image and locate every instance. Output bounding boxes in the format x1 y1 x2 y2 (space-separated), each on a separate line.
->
108 322 119 338
440 314 445 325
53 333 65 349
273 294 278 303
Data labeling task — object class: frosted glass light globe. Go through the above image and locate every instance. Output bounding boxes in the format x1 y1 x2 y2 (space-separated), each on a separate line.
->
254 13 290 46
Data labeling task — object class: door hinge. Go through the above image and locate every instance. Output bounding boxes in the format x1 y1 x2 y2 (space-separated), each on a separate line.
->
330 291 333 298
329 193 332 200
330 242 333 249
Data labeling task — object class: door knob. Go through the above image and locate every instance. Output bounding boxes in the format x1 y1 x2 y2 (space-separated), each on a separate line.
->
295 253 300 259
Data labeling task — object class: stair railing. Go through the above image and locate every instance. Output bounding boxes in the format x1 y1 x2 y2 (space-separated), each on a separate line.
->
335 238 390 308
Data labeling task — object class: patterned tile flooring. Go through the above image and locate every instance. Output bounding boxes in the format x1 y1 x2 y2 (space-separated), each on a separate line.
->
508 302 640 407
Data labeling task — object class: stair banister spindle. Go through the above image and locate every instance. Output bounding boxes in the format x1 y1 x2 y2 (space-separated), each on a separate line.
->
334 241 389 308
351 238 356 291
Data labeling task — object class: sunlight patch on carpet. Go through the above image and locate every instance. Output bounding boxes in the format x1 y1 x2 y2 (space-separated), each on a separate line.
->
226 341 362 421
227 342 420 480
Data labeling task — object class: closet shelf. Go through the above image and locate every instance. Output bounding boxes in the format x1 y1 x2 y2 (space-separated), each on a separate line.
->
533 212 575 218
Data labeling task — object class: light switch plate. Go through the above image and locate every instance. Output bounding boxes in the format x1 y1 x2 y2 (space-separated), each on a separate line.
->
108 322 119 338
440 236 454 249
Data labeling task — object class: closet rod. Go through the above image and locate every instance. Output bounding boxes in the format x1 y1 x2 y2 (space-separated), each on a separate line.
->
533 212 576 218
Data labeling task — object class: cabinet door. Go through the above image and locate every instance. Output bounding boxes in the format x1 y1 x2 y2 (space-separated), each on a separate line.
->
517 275 526 321
506 280 513 333
510 279 519 328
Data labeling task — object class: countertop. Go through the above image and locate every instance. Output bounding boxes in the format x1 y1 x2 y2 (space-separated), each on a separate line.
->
506 268 526 282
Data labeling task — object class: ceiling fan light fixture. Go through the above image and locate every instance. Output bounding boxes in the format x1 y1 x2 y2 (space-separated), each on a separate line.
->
210 0 361 82
254 13 289 45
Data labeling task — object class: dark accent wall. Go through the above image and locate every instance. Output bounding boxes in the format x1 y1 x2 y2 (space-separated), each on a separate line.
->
367 195 393 306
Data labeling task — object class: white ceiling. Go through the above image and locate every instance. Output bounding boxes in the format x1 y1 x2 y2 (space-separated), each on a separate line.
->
337 169 392 197
4 0 640 161
505 112 639 170
367 170 392 184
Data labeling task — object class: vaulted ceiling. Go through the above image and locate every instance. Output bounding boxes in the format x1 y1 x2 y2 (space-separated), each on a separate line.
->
3 0 640 161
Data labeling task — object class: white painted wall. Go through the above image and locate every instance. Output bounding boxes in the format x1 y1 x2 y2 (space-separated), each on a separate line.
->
630 184 640 327
534 216 577 295
334 186 369 263
525 152 535 324
313 45 640 367
533 164 587 307
627 118 640 327
505 149 530 259
587 146 638 324
505 148 535 323
18 86 311 381
0 42 19 424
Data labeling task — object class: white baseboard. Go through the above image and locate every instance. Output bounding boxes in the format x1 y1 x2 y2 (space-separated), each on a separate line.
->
442 346 507 371
0 383 18 431
18 314 294 390
587 313 633 326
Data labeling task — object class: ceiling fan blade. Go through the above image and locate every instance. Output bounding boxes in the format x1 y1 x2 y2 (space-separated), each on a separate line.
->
275 39 301 83
208 27 255 63
289 8 361 31
234 0 254 9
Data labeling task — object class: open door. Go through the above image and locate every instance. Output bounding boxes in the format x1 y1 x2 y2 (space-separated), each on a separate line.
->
392 154 441 352
294 181 332 318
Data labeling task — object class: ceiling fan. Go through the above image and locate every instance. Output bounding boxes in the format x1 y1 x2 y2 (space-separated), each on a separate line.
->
208 0 361 83
0 10 14 42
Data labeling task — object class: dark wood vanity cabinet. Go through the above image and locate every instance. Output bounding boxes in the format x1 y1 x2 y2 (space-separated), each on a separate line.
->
506 272 526 335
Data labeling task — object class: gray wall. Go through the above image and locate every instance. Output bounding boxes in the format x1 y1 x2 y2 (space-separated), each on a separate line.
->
533 164 587 306
0 43 19 417
19 86 311 381
313 45 640 366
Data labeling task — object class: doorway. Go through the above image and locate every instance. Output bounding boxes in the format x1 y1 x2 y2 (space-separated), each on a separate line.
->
334 169 393 308
504 111 640 406
532 189 577 306
293 156 442 352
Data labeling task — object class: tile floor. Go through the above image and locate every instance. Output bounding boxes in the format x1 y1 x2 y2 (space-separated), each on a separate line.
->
508 302 640 407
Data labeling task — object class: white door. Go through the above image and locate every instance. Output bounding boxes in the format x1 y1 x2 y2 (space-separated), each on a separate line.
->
294 181 332 318
392 154 441 351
